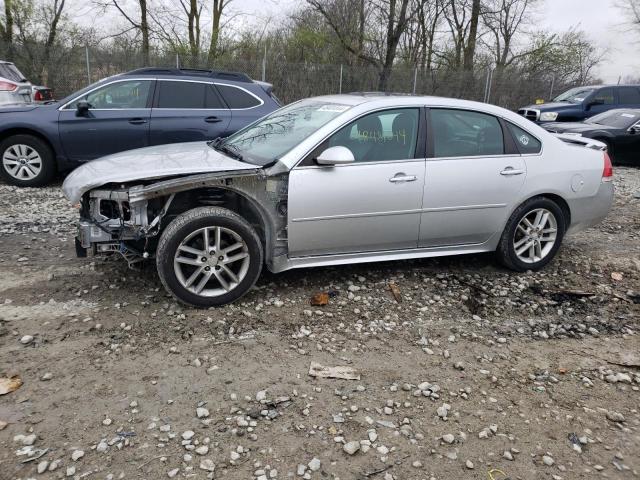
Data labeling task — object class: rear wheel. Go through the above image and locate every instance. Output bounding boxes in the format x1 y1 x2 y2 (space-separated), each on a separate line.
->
0 134 56 187
497 197 566 271
156 207 263 307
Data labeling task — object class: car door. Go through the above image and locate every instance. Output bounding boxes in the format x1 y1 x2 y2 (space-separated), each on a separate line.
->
149 79 231 145
58 79 154 162
288 108 426 257
617 86 640 109
419 108 528 247
585 87 617 116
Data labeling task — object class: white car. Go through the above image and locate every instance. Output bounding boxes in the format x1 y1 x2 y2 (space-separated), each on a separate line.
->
63 94 614 307
0 61 32 106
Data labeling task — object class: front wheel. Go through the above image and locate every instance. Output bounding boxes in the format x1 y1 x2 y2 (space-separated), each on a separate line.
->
497 197 566 271
156 207 263 307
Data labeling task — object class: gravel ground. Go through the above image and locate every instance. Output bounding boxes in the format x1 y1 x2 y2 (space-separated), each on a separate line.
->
0 169 639 480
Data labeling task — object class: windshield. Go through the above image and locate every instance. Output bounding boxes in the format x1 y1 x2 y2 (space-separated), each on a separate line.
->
587 110 639 129
0 63 27 83
553 87 595 103
214 100 352 166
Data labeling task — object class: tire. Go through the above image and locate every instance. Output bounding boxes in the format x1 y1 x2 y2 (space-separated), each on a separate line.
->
0 134 56 187
156 207 263 307
496 197 566 272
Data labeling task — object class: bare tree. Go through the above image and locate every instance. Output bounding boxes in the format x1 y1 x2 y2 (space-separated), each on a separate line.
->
307 0 413 90
441 0 482 70
616 0 640 36
483 0 540 68
207 0 232 65
1 0 14 45
109 0 150 65
183 0 203 60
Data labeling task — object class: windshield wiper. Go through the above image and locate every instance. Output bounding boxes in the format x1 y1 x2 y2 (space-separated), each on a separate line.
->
209 138 243 161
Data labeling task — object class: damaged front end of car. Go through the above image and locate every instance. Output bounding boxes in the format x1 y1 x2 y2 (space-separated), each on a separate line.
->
73 166 290 271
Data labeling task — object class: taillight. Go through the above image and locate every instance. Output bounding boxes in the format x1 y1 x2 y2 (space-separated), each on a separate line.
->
602 151 613 182
0 81 17 91
34 90 43 101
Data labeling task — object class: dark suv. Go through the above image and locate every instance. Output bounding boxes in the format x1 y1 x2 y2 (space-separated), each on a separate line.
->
0 68 281 187
518 85 640 123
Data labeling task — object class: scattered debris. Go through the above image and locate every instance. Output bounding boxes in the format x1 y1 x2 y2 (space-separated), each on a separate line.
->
310 292 330 306
388 282 402 303
309 362 360 380
0 375 22 395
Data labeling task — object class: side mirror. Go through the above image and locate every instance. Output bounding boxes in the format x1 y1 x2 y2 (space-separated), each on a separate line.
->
76 100 90 117
315 146 355 166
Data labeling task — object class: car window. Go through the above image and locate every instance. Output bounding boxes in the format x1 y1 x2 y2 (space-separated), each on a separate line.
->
157 81 206 108
618 87 640 104
67 80 152 109
506 122 542 154
0 63 26 82
216 84 261 109
431 109 504 157
592 88 615 105
325 108 420 162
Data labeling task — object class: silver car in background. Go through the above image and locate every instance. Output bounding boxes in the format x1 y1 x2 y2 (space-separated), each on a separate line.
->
63 94 614 307
0 61 32 105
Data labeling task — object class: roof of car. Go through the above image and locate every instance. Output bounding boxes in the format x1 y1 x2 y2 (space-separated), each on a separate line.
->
124 67 254 83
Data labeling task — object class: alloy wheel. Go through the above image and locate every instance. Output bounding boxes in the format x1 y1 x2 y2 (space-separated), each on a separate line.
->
173 226 251 297
2 144 42 181
513 208 558 264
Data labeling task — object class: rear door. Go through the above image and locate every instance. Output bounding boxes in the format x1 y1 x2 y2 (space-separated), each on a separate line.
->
587 87 617 116
58 79 154 161
617 86 640 108
149 80 231 145
419 108 528 247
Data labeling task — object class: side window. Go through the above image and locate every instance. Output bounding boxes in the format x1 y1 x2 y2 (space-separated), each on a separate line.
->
592 88 615 105
618 87 640 104
216 84 261 109
431 109 504 157
205 85 225 108
506 122 541 154
157 81 206 108
325 108 420 162
67 80 152 109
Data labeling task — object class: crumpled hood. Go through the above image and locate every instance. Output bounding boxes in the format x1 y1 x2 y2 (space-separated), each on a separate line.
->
62 141 258 203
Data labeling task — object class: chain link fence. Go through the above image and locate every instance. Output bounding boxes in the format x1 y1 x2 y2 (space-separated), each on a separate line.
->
1 43 581 109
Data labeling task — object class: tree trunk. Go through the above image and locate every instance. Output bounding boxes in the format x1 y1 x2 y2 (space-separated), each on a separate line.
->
378 0 410 91
462 0 481 71
2 0 13 44
41 0 66 84
140 0 150 66
207 0 224 65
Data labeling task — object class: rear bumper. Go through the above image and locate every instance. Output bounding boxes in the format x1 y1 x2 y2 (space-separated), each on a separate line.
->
566 181 614 234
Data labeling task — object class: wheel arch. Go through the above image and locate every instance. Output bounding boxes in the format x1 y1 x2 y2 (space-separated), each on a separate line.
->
162 186 276 263
516 193 571 228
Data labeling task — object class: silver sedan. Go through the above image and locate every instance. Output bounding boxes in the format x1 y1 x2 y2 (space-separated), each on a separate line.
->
63 94 614 307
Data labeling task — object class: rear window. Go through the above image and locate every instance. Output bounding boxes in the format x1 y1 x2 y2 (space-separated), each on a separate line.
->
216 84 261 109
507 123 542 154
0 63 26 82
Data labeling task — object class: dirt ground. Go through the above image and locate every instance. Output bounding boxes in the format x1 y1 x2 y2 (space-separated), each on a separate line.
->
0 169 639 480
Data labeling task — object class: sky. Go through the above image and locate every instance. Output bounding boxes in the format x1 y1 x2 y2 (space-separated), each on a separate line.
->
237 0 637 83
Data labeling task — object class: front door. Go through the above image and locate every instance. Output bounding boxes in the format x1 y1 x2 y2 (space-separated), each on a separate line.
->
149 80 231 145
288 108 425 257
419 108 527 247
58 79 154 162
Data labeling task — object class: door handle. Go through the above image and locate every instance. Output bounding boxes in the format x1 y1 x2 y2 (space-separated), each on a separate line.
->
500 167 525 176
389 174 417 183
128 118 147 125
205 116 222 123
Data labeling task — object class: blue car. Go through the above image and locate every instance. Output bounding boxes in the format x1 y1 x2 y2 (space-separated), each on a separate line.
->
518 84 640 124
0 68 281 187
